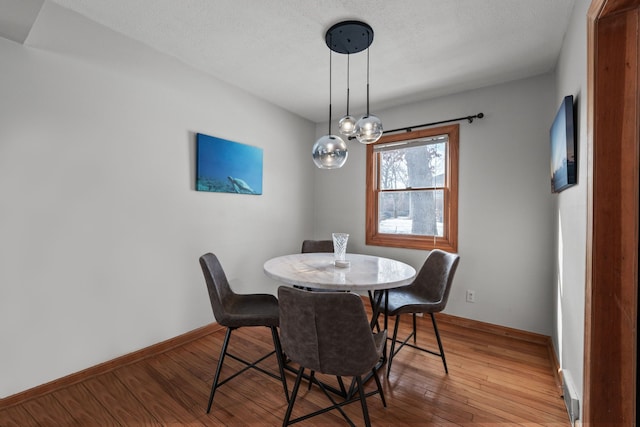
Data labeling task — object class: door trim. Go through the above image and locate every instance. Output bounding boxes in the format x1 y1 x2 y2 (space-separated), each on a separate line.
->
585 0 639 424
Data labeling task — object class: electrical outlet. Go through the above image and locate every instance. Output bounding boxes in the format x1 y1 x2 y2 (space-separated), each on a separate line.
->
466 290 476 303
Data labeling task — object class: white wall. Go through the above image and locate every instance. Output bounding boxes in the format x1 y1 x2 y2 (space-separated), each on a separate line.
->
313 73 557 335
552 0 590 413
0 4 316 398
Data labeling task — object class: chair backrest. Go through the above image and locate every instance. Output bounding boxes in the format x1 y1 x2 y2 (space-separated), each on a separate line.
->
278 286 380 377
199 253 236 326
411 249 460 312
301 240 334 253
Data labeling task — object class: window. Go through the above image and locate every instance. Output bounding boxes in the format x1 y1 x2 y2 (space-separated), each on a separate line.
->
366 124 458 252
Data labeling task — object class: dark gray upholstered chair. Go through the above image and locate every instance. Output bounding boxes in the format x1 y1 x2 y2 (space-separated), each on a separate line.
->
278 286 387 427
300 239 334 253
377 249 460 377
297 239 335 293
199 253 288 413
299 238 341 389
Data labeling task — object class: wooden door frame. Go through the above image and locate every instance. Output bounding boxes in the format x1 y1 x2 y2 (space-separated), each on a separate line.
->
585 0 639 424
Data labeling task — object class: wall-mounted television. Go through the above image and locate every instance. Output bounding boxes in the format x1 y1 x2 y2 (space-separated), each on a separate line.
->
550 95 577 193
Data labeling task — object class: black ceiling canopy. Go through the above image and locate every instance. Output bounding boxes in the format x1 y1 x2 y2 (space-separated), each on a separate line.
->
325 20 374 54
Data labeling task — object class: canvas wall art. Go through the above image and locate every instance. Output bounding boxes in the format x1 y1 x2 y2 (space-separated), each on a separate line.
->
196 133 263 195
550 95 577 193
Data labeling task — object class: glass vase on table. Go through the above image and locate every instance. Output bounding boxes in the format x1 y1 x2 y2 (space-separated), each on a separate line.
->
332 233 350 268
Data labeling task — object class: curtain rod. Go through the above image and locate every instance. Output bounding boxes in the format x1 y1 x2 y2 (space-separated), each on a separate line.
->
349 112 484 139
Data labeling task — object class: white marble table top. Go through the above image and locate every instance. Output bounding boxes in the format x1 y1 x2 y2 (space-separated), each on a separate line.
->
263 253 416 291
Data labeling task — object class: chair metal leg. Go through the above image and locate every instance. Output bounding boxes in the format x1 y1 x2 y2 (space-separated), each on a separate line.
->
284 370 382 426
356 376 371 427
336 376 347 395
271 326 289 402
386 315 401 378
308 371 315 390
371 366 386 407
387 312 449 377
412 313 417 344
283 367 305 426
207 327 233 413
306 371 345 394
430 313 448 373
368 291 381 332
208 326 290 413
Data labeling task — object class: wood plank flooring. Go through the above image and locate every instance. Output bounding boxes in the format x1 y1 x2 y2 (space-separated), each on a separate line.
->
0 312 570 426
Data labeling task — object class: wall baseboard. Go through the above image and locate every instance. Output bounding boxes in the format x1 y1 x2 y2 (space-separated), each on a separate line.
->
437 312 549 345
0 323 224 409
546 335 563 395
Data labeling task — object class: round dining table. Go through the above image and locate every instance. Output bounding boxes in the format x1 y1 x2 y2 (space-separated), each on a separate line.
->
263 252 416 292
264 251 416 340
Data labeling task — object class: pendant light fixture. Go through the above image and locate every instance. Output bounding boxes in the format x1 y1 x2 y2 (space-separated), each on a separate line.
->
325 20 383 145
312 43 348 169
313 20 382 169
354 42 383 144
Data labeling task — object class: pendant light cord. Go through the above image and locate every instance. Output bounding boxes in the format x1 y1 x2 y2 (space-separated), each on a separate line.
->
346 54 350 116
328 47 332 135
366 32 371 117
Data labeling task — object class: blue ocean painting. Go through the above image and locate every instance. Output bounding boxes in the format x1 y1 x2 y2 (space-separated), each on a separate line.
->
196 133 263 195
550 95 576 193
550 110 568 190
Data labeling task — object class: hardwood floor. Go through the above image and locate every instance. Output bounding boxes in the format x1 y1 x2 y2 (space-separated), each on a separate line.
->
0 312 570 426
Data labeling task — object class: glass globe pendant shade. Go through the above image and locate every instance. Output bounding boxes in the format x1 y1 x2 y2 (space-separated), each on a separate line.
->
338 115 357 136
355 114 383 144
312 134 348 169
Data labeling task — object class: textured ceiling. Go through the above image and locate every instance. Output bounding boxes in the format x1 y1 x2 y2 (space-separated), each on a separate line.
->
6 0 576 123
